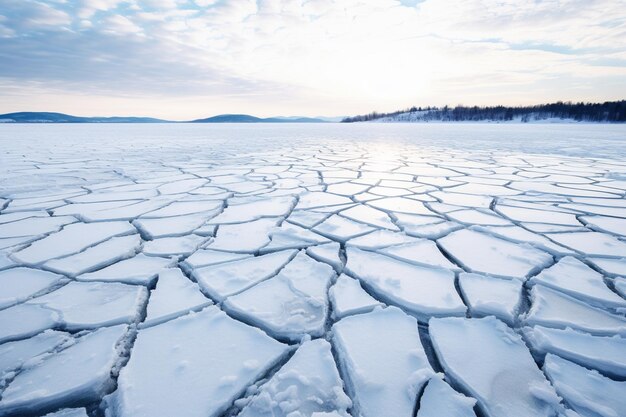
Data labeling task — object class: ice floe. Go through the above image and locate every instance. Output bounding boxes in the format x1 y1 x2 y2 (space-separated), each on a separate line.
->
438 228 553 279
523 326 626 379
237 339 351 417
458 273 522 325
332 307 434 417
107 306 289 417
141 268 211 328
416 375 478 417
0 267 64 309
193 249 296 301
429 316 561 417
223 252 334 341
77 253 175 285
0 324 128 416
329 274 384 319
523 284 626 336
345 247 465 320
543 354 626 417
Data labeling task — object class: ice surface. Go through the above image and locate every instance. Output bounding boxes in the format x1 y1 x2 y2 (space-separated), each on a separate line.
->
528 256 626 310
223 252 334 341
543 354 626 417
296 192 353 209
141 268 212 328
314 215 376 243
207 217 280 252
182 249 251 269
438 228 552 279
332 307 434 417
139 199 223 218
306 241 342 271
478 225 575 255
238 339 351 417
142 234 206 256
0 267 64 308
0 324 128 416
458 273 522 325
193 249 296 301
329 274 383 319
42 408 89 417
340 204 399 230
547 232 626 257
208 196 294 224
12 221 136 265
107 306 289 417
523 284 626 336
0 215 76 239
417 375 477 417
27 281 148 330
133 212 216 239
380 239 461 271
367 196 434 215
588 257 626 276
0 304 59 343
429 316 561 417
523 326 626 378
345 247 465 320
44 234 141 277
615 278 626 298
2 124 626 415
0 330 71 378
345 229 417 250
77 253 175 285
581 215 626 237
496 205 580 226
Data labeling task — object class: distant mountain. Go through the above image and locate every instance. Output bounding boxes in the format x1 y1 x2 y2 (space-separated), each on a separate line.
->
190 114 328 123
0 112 332 123
342 101 626 123
0 112 168 123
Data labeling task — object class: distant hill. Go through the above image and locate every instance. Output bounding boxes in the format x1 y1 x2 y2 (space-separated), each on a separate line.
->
190 114 327 123
0 112 330 123
342 101 626 123
0 112 167 123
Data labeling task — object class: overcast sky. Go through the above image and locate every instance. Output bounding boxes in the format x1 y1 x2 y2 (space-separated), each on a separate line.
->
0 0 625 119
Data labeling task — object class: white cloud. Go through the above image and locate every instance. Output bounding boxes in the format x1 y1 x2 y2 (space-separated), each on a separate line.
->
0 0 624 117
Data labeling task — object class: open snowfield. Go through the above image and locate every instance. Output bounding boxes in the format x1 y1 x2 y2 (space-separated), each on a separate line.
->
0 123 625 417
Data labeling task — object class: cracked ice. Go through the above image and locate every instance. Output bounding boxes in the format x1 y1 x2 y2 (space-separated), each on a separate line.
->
0 124 625 417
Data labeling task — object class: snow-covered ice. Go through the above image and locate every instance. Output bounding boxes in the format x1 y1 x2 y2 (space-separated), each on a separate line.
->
429 316 562 417
1 123 625 416
523 284 626 336
458 272 523 325
438 228 553 279
237 339 351 417
543 354 626 417
416 375 477 417
523 326 626 379
0 267 64 309
329 274 384 319
332 307 434 417
140 268 212 328
345 247 466 320
0 324 128 416
223 251 334 341
107 306 289 417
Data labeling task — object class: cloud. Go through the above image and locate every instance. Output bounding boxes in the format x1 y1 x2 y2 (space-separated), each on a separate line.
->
0 0 624 118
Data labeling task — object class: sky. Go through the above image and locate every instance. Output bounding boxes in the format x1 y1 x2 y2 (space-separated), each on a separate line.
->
0 0 625 120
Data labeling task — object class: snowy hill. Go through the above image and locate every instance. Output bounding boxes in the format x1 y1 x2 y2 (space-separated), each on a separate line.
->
0 112 167 123
342 101 626 123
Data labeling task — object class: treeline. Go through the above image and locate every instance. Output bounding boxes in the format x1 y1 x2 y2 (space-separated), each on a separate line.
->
341 100 626 123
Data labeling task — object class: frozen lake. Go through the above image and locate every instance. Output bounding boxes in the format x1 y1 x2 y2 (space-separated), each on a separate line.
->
0 123 625 417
